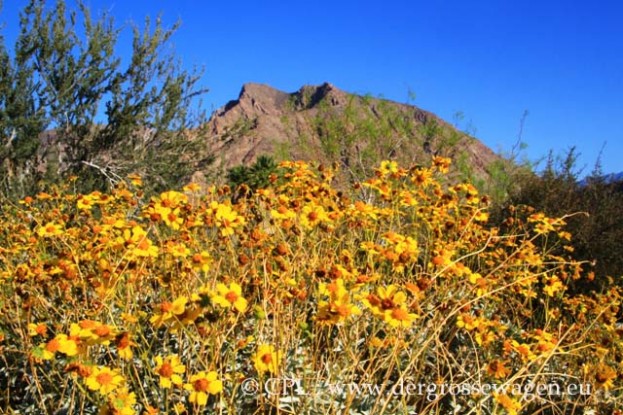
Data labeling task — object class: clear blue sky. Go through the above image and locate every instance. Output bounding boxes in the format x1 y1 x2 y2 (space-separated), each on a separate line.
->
2 0 622 175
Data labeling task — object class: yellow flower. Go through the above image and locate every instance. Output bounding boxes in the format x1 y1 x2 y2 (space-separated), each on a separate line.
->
475 327 496 346
473 210 489 223
166 241 190 258
383 306 418 328
160 207 184 230
377 160 399 176
154 355 185 388
190 251 211 273
594 363 617 390
316 278 362 325
411 168 432 186
118 225 159 258
85 366 125 395
468 272 489 297
184 371 223 406
543 275 565 297
510 340 536 362
351 200 380 219
70 320 115 345
183 182 201 192
40 334 78 360
36 221 64 237
210 202 245 236
360 285 419 327
271 205 296 221
432 156 451 173
150 296 188 327
299 203 329 229
157 190 188 208
27 323 48 337
532 329 557 354
456 313 480 331
211 282 248 312
493 392 521 415
108 387 136 415
77 193 99 211
115 332 135 360
127 173 143 187
253 344 282 374
363 285 401 308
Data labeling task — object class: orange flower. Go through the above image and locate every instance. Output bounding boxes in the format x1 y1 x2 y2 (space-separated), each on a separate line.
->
487 360 511 379
27 323 48 337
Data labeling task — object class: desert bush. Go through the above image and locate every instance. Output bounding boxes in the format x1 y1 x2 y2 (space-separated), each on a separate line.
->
501 148 623 292
227 155 280 195
0 158 621 414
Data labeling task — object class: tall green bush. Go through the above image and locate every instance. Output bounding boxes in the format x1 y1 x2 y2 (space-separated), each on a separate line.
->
0 0 209 198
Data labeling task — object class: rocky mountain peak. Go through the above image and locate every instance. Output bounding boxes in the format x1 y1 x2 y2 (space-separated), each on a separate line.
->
290 82 347 109
225 83 290 115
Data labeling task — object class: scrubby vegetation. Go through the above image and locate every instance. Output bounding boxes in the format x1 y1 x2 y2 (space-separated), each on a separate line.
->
1 159 621 414
499 148 623 293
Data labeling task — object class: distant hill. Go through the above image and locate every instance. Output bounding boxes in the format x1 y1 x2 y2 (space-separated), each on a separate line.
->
198 82 502 185
578 172 623 187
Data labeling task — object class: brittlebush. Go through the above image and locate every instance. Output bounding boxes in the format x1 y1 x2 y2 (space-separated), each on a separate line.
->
0 159 621 414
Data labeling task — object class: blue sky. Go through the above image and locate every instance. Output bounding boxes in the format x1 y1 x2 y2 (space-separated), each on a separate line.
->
2 0 622 175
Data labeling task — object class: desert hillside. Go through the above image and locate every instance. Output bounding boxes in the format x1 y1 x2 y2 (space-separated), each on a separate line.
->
201 82 501 183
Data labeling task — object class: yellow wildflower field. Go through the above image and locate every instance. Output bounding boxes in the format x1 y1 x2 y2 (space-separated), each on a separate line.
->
0 159 620 414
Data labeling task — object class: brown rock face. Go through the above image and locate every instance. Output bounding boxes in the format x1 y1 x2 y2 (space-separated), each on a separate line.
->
203 82 501 182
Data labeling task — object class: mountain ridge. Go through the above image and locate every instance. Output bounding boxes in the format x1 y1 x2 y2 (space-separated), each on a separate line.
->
201 82 502 184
